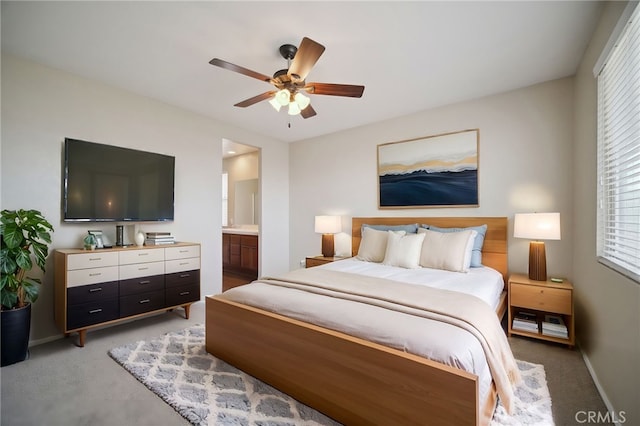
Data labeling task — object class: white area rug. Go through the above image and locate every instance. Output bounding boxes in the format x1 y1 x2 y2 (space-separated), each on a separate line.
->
108 325 553 426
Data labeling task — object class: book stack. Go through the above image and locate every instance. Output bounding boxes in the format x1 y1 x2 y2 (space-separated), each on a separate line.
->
145 232 175 245
512 311 539 333
541 314 568 339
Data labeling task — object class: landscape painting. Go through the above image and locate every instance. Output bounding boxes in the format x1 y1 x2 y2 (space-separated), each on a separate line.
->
377 129 479 208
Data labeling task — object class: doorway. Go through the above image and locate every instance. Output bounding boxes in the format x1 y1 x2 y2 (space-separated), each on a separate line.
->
221 139 260 291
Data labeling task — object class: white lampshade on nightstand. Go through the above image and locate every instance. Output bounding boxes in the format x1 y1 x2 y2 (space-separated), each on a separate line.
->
315 215 341 258
514 212 561 281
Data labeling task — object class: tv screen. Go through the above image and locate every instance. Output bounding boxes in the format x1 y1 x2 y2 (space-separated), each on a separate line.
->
63 138 175 222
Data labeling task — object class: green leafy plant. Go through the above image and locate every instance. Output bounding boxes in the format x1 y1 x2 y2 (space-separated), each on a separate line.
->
0 209 53 310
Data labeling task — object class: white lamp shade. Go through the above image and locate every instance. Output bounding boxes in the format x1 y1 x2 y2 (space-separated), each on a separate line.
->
288 101 301 115
268 97 282 111
315 215 341 234
294 92 311 110
514 212 561 240
275 89 290 106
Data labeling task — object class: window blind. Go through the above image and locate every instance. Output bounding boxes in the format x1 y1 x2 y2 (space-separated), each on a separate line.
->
597 2 640 282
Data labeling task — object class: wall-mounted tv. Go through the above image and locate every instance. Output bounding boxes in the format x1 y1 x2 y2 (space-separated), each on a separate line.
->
63 138 175 222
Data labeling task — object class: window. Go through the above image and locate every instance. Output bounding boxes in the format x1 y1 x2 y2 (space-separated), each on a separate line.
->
222 172 228 227
596 2 640 283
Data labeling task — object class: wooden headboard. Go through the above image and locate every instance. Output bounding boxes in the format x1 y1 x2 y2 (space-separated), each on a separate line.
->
351 217 508 281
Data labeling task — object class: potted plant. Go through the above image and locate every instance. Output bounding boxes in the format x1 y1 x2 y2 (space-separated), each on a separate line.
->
1 209 53 366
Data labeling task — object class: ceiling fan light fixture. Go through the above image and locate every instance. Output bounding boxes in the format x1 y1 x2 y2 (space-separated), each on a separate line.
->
275 89 290 106
288 101 301 115
294 92 311 110
268 97 282 112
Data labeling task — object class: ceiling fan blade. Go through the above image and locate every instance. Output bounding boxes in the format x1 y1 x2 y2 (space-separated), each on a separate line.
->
304 83 365 98
288 37 325 81
301 104 317 119
209 58 272 83
234 91 276 108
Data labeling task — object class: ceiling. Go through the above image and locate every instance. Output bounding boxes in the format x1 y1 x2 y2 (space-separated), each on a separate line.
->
1 1 602 144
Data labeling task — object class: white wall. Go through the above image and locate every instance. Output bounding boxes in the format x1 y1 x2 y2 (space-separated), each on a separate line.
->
1 54 290 343
573 2 639 424
290 78 575 276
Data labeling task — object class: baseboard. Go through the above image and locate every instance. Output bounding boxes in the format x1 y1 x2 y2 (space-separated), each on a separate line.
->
29 334 63 347
578 343 624 426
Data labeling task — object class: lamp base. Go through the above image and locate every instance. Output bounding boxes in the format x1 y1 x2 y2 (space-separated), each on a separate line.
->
528 241 547 281
321 234 335 258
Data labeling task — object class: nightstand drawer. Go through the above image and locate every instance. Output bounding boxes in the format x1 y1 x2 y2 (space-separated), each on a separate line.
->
511 283 572 314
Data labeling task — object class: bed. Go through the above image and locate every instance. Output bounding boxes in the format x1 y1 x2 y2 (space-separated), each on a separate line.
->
206 217 515 425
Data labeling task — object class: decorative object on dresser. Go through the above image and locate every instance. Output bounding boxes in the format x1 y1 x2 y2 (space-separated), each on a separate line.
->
305 256 343 268
508 273 574 348
1 209 54 366
314 215 341 258
513 212 561 281
145 232 175 245
377 129 479 208
54 242 200 347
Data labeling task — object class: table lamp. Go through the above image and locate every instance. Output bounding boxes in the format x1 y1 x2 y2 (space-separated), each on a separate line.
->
315 215 341 258
514 212 561 281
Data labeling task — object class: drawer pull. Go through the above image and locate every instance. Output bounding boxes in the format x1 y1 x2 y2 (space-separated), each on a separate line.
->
138 267 149 271
179 291 190 296
138 253 149 256
139 280 151 285
180 273 191 278
179 250 189 253
180 262 189 266
89 288 103 293
89 257 102 261
89 272 102 277
139 299 150 304
89 308 103 314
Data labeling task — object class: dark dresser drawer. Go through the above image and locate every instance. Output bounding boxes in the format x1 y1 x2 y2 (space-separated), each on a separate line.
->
166 283 200 306
165 270 200 288
67 281 118 305
119 274 164 296
67 298 119 330
120 290 165 317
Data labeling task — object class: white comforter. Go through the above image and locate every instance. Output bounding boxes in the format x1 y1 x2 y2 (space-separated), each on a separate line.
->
219 260 518 412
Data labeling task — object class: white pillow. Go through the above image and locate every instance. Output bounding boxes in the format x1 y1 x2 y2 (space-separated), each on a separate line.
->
382 231 426 269
357 227 406 262
418 228 477 272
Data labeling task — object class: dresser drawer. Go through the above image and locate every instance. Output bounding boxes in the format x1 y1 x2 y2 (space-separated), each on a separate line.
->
166 283 200 306
119 261 164 280
67 281 119 305
119 274 164 296
67 266 119 288
67 298 119 330
165 270 200 288
165 245 200 261
165 257 201 274
120 290 165 317
510 283 572 314
67 252 119 270
119 248 164 265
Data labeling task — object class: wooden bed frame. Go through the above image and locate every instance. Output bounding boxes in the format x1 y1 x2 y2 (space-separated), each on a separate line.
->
206 217 508 426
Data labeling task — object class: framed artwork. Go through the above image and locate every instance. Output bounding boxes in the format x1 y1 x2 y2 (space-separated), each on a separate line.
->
377 129 479 208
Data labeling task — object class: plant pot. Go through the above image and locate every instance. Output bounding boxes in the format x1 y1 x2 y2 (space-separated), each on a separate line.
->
1 304 31 367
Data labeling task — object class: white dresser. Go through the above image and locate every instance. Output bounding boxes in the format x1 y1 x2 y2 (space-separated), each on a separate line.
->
55 242 200 347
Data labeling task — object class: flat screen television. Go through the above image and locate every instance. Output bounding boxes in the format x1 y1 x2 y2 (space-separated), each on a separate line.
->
63 138 175 222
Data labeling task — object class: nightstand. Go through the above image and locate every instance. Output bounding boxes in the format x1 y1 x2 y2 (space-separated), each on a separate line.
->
508 273 575 348
305 256 343 268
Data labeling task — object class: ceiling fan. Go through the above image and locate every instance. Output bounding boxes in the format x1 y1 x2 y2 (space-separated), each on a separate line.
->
209 37 365 119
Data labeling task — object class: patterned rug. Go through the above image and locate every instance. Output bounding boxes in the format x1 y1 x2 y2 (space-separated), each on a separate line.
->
108 325 553 426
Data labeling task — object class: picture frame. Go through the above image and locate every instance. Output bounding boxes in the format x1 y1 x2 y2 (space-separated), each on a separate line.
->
377 129 479 209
